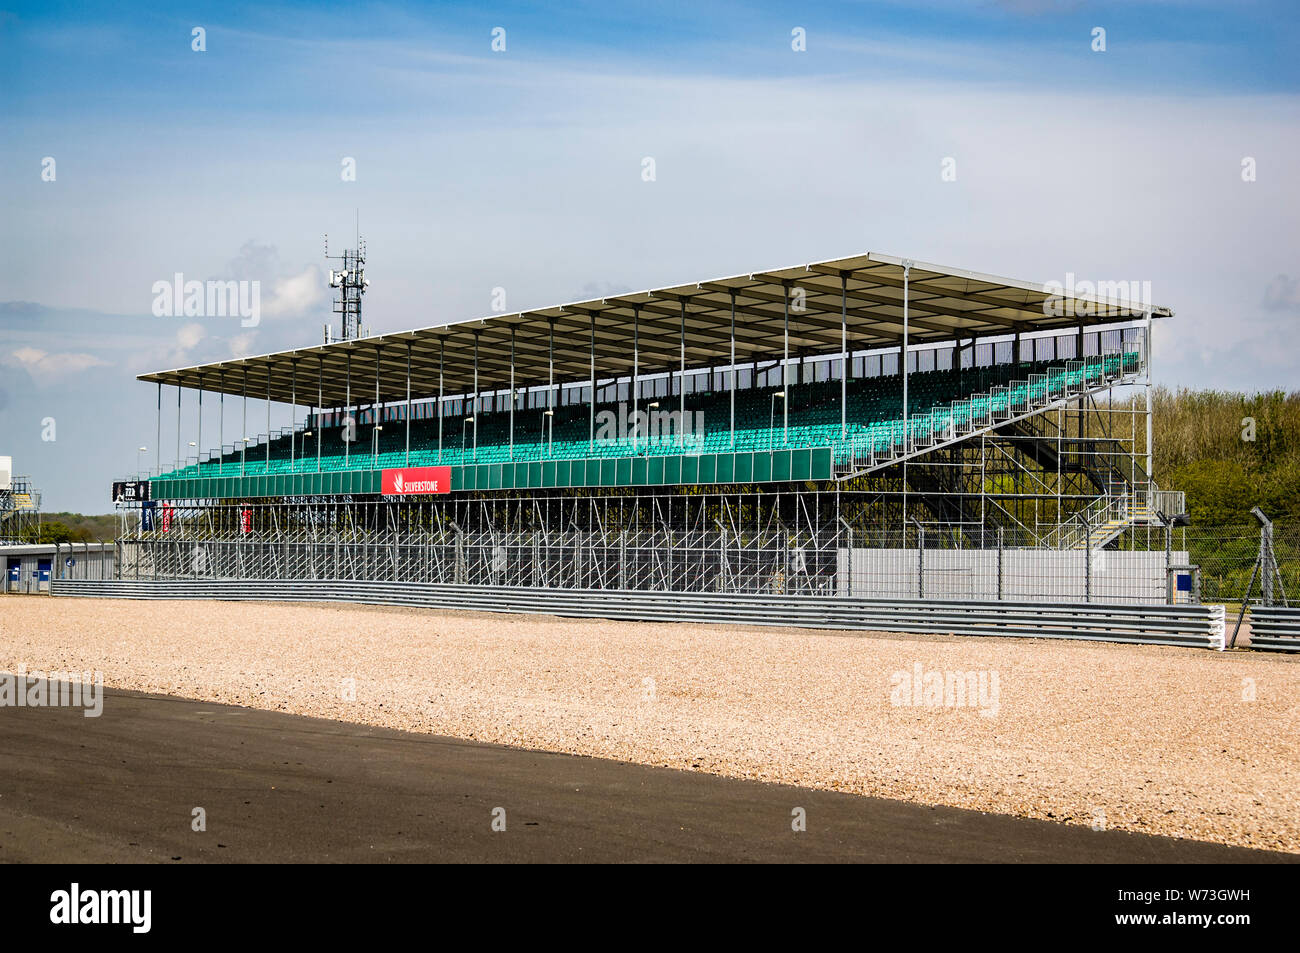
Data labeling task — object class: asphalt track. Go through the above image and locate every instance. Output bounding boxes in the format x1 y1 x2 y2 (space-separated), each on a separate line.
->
0 688 1291 863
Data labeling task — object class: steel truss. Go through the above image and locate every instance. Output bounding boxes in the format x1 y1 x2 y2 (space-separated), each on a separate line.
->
116 480 1182 605
121 489 845 595
842 383 1165 542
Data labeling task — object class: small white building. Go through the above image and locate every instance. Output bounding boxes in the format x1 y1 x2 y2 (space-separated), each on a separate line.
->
1 542 115 594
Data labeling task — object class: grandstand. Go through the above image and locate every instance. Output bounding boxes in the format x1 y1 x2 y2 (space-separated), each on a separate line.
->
0 457 42 543
118 253 1182 598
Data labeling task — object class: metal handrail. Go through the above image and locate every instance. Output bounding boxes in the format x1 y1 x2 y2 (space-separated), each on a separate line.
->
50 578 1226 649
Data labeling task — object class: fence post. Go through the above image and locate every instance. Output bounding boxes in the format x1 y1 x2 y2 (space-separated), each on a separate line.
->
997 527 1004 601
1083 513 1092 603
838 517 853 598
1165 521 1173 604
917 524 925 599
1261 524 1274 607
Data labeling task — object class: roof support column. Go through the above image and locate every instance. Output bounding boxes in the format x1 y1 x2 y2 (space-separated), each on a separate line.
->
438 338 444 464
405 341 412 467
241 369 247 476
345 350 351 470
590 314 596 455
218 371 224 475
679 300 686 447
317 357 323 473
783 283 789 445
375 344 382 468
508 327 515 461
1145 309 1153 482
473 332 479 460
176 383 181 474
632 306 640 454
840 274 848 440
266 373 271 467
548 320 555 456
197 375 203 477
902 261 911 533
902 261 911 449
729 290 736 449
155 382 161 478
1076 318 1085 442
289 361 296 470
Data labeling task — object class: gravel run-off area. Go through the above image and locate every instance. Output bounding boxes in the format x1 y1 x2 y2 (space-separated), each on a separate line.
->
3 597 1298 853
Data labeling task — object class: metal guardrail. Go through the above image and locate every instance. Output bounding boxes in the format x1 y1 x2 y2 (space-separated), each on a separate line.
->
838 343 1145 475
49 579 1226 649
1244 605 1300 653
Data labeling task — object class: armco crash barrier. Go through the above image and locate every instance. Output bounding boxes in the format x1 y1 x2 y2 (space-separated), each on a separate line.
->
1245 605 1300 653
49 579 1227 650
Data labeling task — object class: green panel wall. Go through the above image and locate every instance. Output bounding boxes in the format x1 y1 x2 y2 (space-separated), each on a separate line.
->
146 447 835 500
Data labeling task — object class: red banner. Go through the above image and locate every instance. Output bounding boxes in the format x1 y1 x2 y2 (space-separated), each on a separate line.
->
381 466 451 496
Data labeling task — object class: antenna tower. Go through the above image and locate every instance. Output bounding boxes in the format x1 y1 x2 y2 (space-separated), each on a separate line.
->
324 226 368 342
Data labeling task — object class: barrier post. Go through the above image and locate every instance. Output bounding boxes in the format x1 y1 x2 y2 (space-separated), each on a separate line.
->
997 527 1004 601
916 523 925 599
1262 523 1274 607
1083 512 1092 603
838 517 853 598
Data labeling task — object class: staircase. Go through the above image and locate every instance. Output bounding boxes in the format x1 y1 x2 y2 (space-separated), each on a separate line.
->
835 345 1145 478
1045 486 1182 550
0 478 42 540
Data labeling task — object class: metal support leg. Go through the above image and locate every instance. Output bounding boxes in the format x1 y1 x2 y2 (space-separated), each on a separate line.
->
729 291 736 448
405 341 412 466
782 283 789 444
632 307 640 454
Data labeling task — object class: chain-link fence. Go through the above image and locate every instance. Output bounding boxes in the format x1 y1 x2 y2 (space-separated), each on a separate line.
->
104 499 1296 608
1169 523 1298 607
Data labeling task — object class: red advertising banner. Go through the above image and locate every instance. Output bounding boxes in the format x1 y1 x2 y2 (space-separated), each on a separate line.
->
381 466 452 496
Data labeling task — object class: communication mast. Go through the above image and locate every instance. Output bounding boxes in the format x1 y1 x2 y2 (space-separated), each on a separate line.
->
324 228 369 343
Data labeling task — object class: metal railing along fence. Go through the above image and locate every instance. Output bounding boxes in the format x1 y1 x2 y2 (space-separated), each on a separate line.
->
96 496 1300 610
48 579 1226 650
111 524 1186 605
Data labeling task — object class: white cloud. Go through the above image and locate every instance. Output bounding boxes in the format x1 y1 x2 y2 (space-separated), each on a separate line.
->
5 347 109 382
176 322 205 350
229 333 256 358
3 57 1297 395
1262 274 1300 312
265 265 326 318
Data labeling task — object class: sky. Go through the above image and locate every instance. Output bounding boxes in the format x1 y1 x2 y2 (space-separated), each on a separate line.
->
2 0 1298 512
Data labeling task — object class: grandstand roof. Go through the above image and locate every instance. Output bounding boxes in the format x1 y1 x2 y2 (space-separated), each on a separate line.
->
139 252 1172 406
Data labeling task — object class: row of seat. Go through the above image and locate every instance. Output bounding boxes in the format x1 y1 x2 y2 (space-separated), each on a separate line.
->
158 353 1137 479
